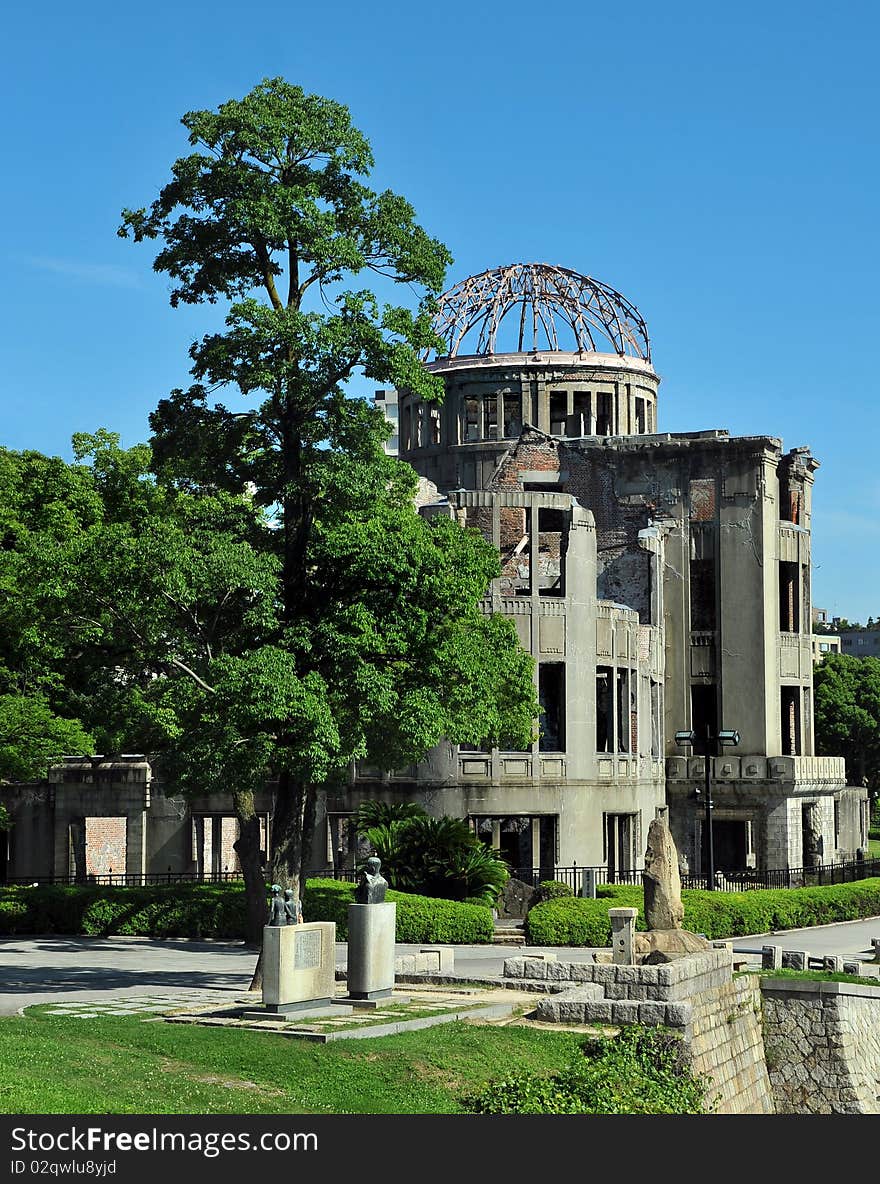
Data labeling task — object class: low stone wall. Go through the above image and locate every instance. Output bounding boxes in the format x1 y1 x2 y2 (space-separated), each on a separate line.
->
761 978 880 1114
504 949 775 1114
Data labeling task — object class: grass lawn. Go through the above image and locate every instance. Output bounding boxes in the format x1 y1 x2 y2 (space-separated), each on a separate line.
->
0 1011 586 1115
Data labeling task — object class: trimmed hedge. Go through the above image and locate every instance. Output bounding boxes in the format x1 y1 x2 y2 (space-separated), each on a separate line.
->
0 879 494 944
0 883 248 939
526 877 880 946
304 879 494 943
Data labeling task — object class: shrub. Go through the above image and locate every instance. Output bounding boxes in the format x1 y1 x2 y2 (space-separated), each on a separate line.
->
526 877 880 944
0 879 494 943
0 883 249 939
461 1026 709 1114
358 809 509 905
534 880 573 904
304 878 493 942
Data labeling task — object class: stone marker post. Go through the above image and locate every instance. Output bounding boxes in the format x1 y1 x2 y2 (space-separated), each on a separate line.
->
609 907 638 965
345 856 396 1000
581 867 597 899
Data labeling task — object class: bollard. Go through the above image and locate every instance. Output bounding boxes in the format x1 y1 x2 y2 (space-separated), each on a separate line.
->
609 907 638 965
762 944 782 970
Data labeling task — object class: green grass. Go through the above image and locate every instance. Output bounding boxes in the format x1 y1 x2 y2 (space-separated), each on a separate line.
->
749 967 880 987
868 837 880 858
0 1012 586 1114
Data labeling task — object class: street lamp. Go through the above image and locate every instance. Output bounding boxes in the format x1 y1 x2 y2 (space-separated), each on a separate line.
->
674 726 740 889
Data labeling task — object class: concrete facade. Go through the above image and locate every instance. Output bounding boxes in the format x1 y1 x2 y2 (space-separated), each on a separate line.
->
333 266 863 877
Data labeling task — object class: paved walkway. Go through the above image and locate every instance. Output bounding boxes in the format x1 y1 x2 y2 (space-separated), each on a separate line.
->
1 916 877 1017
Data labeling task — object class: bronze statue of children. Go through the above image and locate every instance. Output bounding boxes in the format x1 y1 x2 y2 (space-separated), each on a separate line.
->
268 883 287 926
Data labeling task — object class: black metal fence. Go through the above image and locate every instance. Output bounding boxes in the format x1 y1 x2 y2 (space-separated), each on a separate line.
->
504 856 880 894
4 855 880 893
0 871 245 888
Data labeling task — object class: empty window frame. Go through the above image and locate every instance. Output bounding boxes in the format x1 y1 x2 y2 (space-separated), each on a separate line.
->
502 394 522 438
634 396 646 433
539 663 565 752
430 406 441 446
689 523 717 631
596 391 613 435
690 684 718 755
616 668 632 753
779 562 799 633
463 397 480 442
549 391 567 435
537 507 565 597
484 396 498 440
596 666 614 752
572 391 591 434
781 686 801 756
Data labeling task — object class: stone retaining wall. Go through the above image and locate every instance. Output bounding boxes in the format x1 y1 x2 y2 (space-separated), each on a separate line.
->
504 949 774 1114
761 979 880 1114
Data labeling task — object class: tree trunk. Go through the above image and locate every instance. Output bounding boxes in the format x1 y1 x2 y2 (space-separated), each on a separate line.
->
230 786 268 992
269 770 312 902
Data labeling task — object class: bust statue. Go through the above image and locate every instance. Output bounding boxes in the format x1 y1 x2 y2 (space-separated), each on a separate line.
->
355 856 388 904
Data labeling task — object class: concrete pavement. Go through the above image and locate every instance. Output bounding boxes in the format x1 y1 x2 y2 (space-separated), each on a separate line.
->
1 916 877 1016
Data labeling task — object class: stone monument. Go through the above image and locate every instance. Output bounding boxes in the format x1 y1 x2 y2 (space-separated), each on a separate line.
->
346 856 396 1000
633 814 710 962
250 883 337 1017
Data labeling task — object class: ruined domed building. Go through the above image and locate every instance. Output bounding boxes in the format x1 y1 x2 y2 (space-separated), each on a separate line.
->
329 263 869 879
1 265 870 886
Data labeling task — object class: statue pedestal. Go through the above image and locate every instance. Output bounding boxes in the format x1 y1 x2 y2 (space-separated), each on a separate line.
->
261 921 336 1013
346 902 396 999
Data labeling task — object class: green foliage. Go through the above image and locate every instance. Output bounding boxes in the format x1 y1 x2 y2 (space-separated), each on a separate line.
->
461 1027 709 1114
813 653 880 789
304 878 494 942
526 878 880 944
352 800 426 831
358 810 509 905
0 880 493 944
754 968 880 987
111 77 539 896
534 880 574 903
0 884 248 939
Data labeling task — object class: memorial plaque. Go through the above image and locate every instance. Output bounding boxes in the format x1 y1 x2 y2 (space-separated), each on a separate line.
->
294 928 322 969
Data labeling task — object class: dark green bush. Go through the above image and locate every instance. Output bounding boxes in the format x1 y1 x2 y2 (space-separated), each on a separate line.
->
461 1026 709 1114
304 878 493 942
534 880 573 904
526 877 880 945
0 883 247 939
0 879 493 943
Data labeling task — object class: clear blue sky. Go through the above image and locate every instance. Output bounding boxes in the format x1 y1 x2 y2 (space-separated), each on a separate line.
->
3 1 878 622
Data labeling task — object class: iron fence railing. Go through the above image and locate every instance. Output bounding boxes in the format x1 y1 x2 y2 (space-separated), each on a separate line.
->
5 855 879 893
1 871 245 887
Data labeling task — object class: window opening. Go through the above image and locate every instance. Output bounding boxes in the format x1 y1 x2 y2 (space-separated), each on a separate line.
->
549 391 567 435
596 666 614 752
539 663 565 752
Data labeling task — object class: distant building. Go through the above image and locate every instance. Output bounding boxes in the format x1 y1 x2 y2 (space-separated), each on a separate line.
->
838 628 880 658
374 388 399 455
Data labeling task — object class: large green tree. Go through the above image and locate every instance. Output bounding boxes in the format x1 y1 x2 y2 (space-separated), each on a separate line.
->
813 653 880 793
0 446 98 784
117 79 538 937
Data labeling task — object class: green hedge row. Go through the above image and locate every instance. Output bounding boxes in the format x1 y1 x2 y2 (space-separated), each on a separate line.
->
0 879 494 944
304 879 493 943
526 877 880 946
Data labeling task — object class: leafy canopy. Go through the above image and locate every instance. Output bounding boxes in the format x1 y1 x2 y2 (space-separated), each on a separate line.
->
814 653 880 791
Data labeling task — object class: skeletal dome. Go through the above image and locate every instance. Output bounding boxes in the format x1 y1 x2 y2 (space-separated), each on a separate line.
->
429 262 651 363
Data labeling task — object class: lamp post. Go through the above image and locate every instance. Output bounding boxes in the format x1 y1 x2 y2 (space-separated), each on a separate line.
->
674 726 740 889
